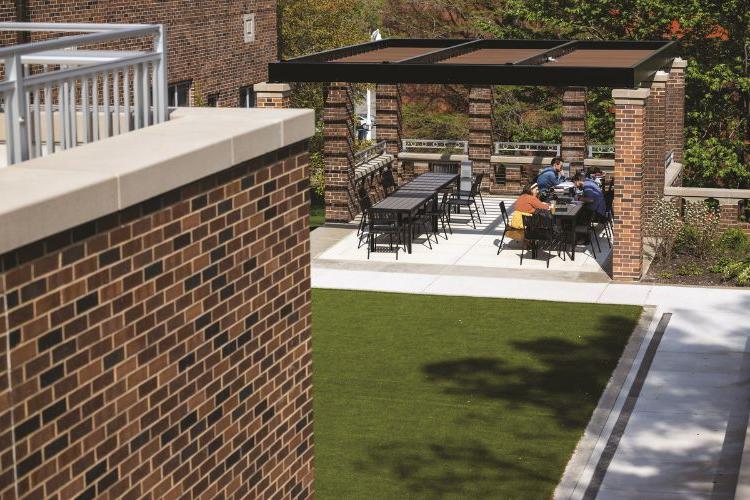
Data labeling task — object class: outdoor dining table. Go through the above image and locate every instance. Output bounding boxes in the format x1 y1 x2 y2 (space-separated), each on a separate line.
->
370 172 459 254
550 201 584 261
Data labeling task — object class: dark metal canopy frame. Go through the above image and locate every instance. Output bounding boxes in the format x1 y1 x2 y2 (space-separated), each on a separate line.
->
269 38 678 88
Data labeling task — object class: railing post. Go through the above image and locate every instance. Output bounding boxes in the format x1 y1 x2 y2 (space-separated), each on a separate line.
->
155 25 168 122
6 54 30 164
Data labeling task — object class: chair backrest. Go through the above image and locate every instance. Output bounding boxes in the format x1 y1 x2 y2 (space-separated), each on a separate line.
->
578 206 595 226
368 208 396 228
499 201 509 226
359 194 372 213
471 173 484 196
525 209 555 240
439 191 450 211
382 169 396 188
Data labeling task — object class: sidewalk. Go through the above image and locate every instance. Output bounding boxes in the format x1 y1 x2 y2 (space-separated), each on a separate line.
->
312 264 750 499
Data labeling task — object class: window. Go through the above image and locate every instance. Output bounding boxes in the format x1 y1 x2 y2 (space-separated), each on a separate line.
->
207 94 219 107
168 81 191 107
243 13 255 43
239 86 256 108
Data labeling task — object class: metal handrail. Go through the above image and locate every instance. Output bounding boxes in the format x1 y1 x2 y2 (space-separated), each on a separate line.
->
354 140 387 165
494 141 561 156
587 144 615 158
401 138 468 153
0 22 168 166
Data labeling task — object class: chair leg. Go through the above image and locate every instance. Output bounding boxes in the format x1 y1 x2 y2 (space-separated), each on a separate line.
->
478 190 486 214
472 200 482 224
520 240 525 265
592 225 602 252
497 229 507 255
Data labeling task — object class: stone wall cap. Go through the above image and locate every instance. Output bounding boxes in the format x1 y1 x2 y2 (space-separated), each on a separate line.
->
0 106 314 254
253 82 292 93
671 57 688 69
651 71 669 83
612 88 650 100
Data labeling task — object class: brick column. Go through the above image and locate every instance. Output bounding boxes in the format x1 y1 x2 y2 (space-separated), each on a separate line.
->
254 82 292 108
561 87 587 171
642 71 668 212
469 86 493 192
665 58 687 166
324 82 357 222
375 84 402 180
612 88 650 281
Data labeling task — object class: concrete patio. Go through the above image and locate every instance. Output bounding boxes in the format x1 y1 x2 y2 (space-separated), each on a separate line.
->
314 194 613 282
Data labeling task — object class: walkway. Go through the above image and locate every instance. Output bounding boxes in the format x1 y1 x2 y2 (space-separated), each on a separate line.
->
311 239 750 499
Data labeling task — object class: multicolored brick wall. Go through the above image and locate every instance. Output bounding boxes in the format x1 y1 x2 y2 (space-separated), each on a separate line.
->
561 87 587 170
0 141 314 499
468 86 493 193
0 0 276 107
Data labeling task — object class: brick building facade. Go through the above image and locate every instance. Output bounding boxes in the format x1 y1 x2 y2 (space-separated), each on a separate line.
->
1 0 277 107
0 140 314 499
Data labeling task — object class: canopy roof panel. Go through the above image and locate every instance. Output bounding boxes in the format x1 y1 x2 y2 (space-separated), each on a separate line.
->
269 39 678 88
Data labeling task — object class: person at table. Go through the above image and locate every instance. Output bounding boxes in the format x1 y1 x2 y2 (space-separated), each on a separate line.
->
510 183 549 229
536 157 566 194
572 172 606 219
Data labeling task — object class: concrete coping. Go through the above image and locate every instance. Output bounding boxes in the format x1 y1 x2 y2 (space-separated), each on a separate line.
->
397 152 469 162
671 57 688 69
253 82 292 94
612 88 650 104
664 184 750 204
0 106 315 255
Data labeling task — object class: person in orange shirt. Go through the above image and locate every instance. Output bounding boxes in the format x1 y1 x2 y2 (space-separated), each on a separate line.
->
510 183 550 229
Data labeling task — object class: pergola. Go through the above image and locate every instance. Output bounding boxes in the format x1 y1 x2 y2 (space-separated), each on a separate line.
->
268 39 687 281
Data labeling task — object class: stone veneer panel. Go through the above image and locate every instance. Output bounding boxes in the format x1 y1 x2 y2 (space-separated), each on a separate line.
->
643 73 667 213
375 84 403 182
665 59 687 166
0 142 314 499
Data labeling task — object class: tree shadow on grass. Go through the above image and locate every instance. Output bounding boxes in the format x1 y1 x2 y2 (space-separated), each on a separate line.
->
421 314 638 429
355 440 558 499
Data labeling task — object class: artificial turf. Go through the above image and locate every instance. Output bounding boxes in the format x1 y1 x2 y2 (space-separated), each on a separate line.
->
311 289 642 499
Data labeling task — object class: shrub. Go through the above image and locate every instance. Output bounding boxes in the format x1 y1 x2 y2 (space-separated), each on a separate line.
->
676 262 703 276
709 257 733 273
681 200 720 258
738 266 750 286
644 199 683 263
718 228 749 254
722 261 746 280
675 226 701 256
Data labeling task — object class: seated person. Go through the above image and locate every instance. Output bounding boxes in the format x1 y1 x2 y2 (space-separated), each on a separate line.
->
510 183 550 228
536 157 566 194
572 172 606 219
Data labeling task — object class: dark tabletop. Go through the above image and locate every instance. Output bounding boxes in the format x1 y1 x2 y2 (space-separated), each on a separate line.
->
371 173 459 213
551 201 583 218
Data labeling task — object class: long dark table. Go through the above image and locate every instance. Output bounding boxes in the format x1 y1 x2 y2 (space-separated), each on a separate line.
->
370 172 459 253
551 201 584 260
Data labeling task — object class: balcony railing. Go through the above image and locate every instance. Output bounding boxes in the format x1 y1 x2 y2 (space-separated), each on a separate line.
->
0 22 168 166
494 141 561 156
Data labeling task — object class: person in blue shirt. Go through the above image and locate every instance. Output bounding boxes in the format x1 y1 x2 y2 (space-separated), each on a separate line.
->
536 157 565 194
573 172 606 218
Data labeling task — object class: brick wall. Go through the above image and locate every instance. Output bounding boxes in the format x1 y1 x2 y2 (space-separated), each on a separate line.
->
0 0 276 107
324 82 357 223
0 142 314 499
612 89 649 281
468 86 493 192
718 203 750 234
375 84 403 182
561 87 587 170
643 74 667 212
666 59 687 166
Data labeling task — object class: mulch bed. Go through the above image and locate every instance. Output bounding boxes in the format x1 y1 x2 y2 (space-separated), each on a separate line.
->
644 254 741 287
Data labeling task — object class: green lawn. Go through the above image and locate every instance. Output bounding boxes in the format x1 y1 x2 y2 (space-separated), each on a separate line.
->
312 289 641 499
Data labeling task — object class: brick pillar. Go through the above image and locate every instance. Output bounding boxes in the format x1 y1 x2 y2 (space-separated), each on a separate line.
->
376 84 403 181
612 88 650 281
665 58 687 166
324 82 357 222
642 71 668 212
561 87 587 172
469 86 493 192
254 82 292 108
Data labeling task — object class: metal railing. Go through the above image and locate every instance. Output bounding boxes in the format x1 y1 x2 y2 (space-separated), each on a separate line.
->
0 22 168 166
354 140 387 166
401 138 468 154
587 144 615 158
494 141 561 156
